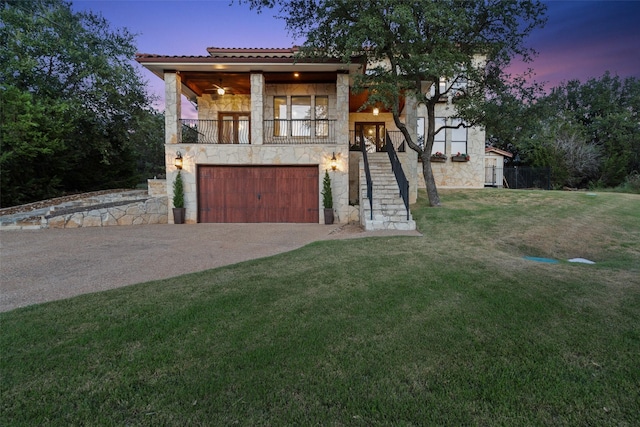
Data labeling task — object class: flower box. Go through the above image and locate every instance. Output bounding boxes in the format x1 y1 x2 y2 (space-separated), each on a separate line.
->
430 152 447 163
451 153 470 162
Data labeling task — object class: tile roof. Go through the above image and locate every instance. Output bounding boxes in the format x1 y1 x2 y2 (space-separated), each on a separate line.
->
485 146 513 158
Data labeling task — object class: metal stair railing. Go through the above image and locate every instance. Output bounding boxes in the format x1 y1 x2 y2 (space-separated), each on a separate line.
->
385 132 410 220
360 130 373 220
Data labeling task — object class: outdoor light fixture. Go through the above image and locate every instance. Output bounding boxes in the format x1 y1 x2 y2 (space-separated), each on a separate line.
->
330 152 337 171
372 107 380 116
217 87 225 95
174 151 183 170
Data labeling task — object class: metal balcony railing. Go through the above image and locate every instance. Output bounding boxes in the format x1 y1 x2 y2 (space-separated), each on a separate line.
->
181 119 251 144
263 119 337 144
180 119 338 145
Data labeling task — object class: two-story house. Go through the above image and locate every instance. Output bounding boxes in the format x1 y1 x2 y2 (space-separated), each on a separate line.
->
136 47 485 230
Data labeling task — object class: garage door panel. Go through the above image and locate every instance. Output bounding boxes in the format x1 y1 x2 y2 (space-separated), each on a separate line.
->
198 166 318 223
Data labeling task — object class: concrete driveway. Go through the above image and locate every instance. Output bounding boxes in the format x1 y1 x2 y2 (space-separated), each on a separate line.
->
0 223 420 312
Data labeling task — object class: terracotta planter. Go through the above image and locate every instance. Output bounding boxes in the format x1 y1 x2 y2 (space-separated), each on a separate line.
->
172 207 186 224
323 208 334 225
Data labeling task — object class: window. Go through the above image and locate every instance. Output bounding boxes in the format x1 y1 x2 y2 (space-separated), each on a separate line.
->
274 96 287 136
433 118 446 154
273 95 329 137
315 96 328 137
291 96 311 136
451 118 467 154
417 117 425 149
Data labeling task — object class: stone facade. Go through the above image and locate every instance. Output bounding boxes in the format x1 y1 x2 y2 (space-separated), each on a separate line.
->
168 144 349 224
164 72 181 145
147 179 167 197
416 103 486 189
160 60 485 226
0 189 168 230
164 69 352 225
47 197 168 228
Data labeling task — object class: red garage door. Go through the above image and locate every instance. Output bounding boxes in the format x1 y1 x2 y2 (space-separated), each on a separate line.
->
198 166 319 223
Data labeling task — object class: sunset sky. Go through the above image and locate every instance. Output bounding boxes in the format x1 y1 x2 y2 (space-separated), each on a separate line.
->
72 0 640 113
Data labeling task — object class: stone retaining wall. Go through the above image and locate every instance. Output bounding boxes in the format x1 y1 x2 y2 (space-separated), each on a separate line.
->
1 186 169 230
47 197 168 229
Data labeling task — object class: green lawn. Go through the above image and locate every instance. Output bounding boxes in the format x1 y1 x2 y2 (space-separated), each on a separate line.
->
2 189 639 426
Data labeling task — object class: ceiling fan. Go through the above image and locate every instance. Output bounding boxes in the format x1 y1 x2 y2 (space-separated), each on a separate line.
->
204 79 233 96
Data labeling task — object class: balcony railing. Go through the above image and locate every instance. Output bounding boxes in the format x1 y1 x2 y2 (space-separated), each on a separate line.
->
263 119 337 144
348 130 406 152
181 119 251 144
180 119 338 145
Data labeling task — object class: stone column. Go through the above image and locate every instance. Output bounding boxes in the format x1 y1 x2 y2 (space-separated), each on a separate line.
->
164 72 182 145
336 73 350 143
250 72 264 145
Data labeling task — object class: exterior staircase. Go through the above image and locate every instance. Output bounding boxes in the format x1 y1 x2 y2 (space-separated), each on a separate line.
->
360 153 416 231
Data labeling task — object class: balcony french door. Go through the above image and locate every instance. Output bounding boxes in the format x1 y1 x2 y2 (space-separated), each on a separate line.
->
218 112 250 144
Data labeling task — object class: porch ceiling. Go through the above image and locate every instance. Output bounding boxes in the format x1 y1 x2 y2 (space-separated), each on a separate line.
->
349 89 405 114
180 71 340 97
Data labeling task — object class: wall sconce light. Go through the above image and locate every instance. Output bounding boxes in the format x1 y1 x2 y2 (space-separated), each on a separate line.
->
372 107 380 116
330 152 337 171
174 151 183 170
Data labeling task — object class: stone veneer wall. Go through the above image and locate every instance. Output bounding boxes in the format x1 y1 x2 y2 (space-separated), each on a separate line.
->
1 187 168 230
198 94 251 120
46 197 168 228
168 144 349 224
416 102 486 189
148 179 167 197
164 75 351 225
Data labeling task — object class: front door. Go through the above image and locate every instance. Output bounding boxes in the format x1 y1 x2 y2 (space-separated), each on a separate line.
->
355 122 386 152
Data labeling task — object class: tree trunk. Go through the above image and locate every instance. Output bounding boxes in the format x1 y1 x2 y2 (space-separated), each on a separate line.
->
392 102 441 207
422 152 441 206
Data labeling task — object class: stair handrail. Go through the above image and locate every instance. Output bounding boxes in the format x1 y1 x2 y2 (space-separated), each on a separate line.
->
360 130 373 220
385 132 410 220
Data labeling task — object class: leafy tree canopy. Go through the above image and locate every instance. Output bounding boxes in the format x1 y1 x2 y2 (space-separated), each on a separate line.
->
245 0 547 206
486 73 640 189
1 0 163 207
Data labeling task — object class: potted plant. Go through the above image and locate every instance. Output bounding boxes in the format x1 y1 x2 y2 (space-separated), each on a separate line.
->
430 152 447 162
321 170 334 225
451 152 470 162
172 170 186 224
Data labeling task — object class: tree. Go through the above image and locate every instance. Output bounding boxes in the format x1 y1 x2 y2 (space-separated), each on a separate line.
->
0 86 71 205
540 74 640 187
493 73 640 189
0 0 160 206
246 0 546 206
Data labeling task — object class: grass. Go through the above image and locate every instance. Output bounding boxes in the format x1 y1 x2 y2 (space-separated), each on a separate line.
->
1 189 639 425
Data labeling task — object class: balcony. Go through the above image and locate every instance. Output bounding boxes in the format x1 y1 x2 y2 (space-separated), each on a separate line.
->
180 119 337 145
263 120 336 144
181 119 250 144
